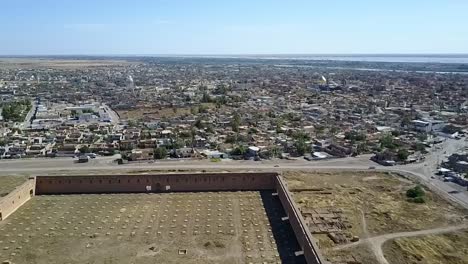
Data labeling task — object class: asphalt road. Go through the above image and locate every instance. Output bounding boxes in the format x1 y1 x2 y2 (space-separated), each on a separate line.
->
102 103 120 124
21 100 37 129
1 139 467 208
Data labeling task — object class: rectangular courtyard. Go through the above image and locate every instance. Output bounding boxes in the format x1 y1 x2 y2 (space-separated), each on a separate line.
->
0 191 306 264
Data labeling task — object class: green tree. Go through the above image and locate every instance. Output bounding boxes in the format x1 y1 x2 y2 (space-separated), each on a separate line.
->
1 100 31 122
231 113 241 132
79 145 90 154
231 145 247 156
267 146 282 158
397 149 409 161
153 147 168 159
380 133 396 149
414 143 427 153
356 143 369 154
345 130 366 142
292 130 311 141
294 138 310 156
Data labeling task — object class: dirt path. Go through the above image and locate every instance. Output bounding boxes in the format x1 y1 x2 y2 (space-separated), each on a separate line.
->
334 224 468 264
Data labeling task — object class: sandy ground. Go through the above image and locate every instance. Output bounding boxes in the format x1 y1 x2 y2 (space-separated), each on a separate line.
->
0 191 305 264
283 171 468 264
383 229 468 264
0 176 29 197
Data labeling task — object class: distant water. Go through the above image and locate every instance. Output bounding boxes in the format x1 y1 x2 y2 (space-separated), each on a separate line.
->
271 55 468 64
174 54 468 64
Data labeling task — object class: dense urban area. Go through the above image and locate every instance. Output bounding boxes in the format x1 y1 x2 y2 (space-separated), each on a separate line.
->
1 58 467 172
1 57 468 264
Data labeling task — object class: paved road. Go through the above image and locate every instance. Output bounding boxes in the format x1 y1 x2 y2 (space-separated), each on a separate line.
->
102 103 120 124
1 139 467 208
21 100 37 129
0 154 374 171
391 138 468 209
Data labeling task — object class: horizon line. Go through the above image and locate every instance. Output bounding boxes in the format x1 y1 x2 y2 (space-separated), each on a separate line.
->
1 53 468 58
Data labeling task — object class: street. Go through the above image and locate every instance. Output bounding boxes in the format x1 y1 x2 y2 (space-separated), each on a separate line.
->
20 99 37 129
1 139 467 209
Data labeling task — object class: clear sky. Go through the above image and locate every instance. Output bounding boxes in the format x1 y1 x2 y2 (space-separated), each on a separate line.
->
1 0 468 55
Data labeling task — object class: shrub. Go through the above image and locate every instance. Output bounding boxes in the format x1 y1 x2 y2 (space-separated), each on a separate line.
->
406 185 426 203
412 196 426 203
406 185 425 199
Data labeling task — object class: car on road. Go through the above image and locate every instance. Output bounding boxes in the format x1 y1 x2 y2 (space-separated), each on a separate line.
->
274 165 279 168
368 166 376 169
448 190 461 194
77 155 89 163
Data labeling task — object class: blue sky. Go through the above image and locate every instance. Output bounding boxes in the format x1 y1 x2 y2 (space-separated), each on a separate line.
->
1 0 467 55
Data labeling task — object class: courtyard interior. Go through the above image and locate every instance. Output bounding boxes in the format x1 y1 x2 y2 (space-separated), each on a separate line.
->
0 191 306 264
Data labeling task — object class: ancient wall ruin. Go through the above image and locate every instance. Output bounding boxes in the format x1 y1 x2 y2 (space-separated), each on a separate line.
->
0 177 36 221
35 172 277 194
1 172 325 264
276 176 326 264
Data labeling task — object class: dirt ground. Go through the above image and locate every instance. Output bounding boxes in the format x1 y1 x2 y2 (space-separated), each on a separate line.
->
283 171 468 264
383 229 468 264
0 176 29 197
0 191 304 264
329 243 379 264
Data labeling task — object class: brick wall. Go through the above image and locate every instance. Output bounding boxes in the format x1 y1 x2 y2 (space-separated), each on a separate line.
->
276 176 327 264
7 172 326 264
0 178 36 221
35 172 277 194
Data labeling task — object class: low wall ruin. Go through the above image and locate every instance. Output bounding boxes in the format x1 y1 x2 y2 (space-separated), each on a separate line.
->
0 177 36 221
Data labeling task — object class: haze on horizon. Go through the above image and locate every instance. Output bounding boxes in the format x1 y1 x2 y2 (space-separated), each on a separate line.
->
1 0 468 55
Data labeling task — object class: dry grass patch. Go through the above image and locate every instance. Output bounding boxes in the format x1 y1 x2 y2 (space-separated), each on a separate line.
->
283 170 468 263
383 229 468 264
